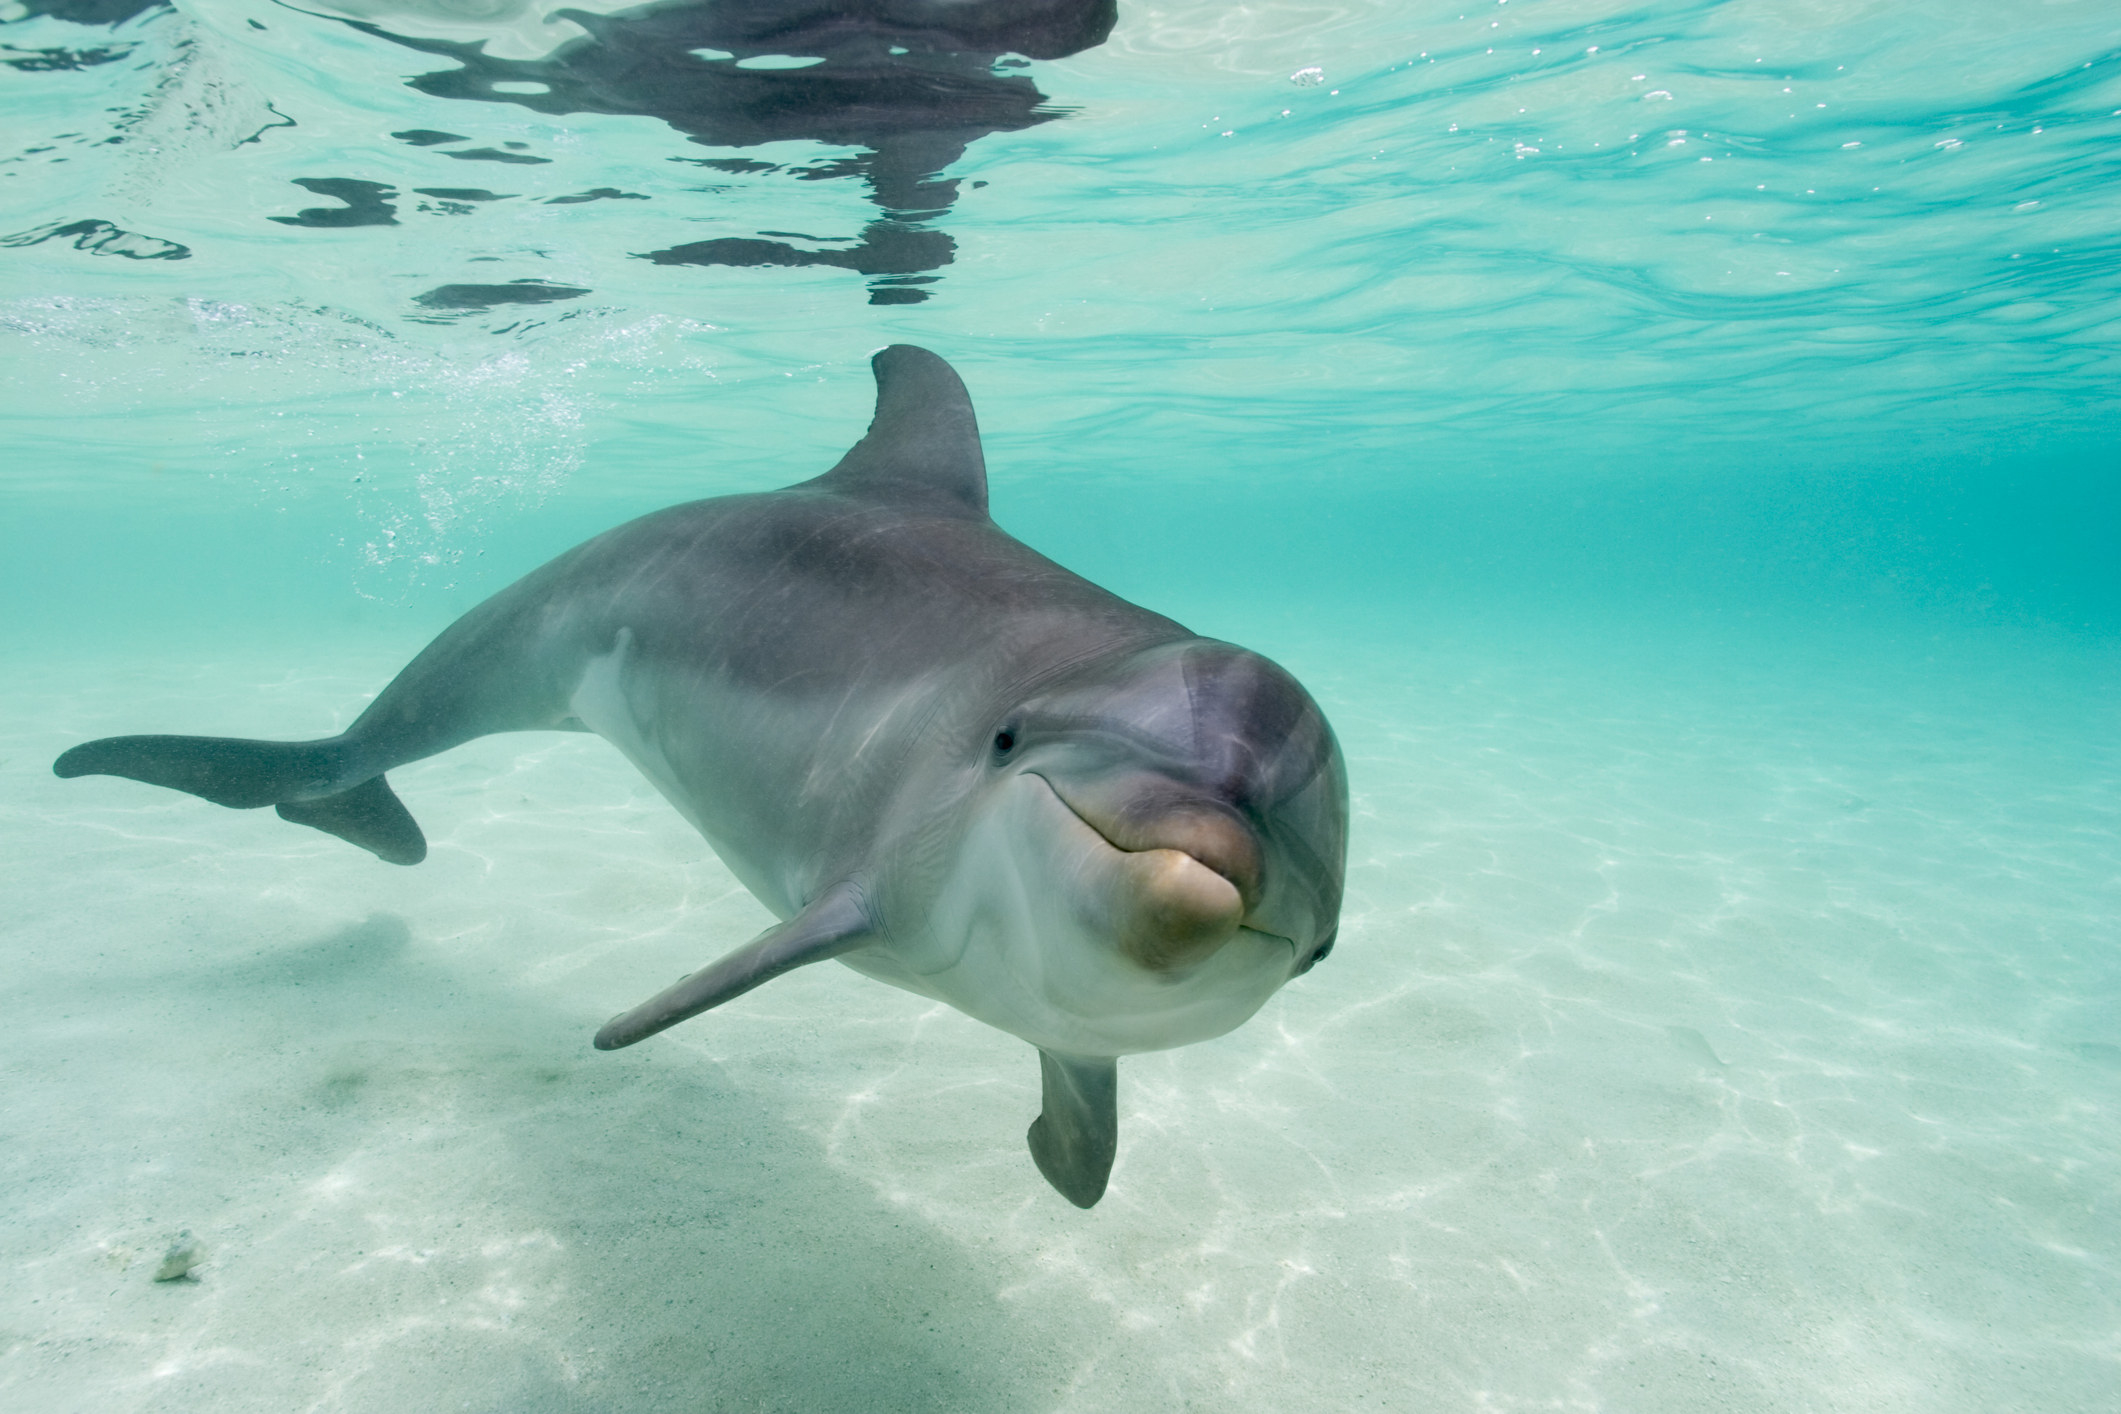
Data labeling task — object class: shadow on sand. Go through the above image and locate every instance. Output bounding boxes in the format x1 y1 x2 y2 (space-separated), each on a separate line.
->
11 909 1060 1411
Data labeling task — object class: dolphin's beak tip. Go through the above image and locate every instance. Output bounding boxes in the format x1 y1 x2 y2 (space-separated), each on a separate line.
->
1116 849 1245 972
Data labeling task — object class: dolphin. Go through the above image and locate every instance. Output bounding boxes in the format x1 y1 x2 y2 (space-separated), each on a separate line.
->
52 346 1347 1208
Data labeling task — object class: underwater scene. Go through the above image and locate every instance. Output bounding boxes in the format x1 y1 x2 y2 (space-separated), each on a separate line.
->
4 0 2118 1409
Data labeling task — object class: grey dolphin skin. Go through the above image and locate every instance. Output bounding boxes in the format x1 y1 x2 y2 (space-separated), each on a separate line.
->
53 347 1348 1208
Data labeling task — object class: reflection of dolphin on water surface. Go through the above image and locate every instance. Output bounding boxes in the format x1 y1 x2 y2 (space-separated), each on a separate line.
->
323 0 1119 302
55 347 1348 1208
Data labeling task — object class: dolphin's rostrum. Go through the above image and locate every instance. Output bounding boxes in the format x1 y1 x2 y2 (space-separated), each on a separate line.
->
53 347 1348 1208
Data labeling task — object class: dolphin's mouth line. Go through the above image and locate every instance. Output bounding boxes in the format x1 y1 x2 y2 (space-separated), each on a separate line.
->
1025 767 1172 860
1022 770 1298 957
1233 925 1300 960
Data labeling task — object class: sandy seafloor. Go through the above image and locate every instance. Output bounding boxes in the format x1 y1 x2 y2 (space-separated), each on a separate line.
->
3 614 2114 1413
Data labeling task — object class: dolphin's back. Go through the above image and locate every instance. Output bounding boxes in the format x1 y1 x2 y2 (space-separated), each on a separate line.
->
499 483 1188 910
580 485 1182 698
48 476 1180 874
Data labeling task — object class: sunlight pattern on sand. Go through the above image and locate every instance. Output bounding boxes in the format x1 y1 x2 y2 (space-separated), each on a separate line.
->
9 626 2107 1411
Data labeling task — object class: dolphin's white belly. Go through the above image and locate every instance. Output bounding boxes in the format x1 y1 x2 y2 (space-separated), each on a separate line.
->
565 629 807 918
565 625 969 937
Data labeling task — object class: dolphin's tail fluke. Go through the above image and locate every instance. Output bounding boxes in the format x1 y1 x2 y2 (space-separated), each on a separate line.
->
275 776 425 865
52 734 427 865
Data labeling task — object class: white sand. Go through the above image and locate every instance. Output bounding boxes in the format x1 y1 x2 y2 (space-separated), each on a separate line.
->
3 623 2115 1412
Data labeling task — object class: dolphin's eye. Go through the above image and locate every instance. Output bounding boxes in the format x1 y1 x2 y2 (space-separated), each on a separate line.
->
992 729 1016 755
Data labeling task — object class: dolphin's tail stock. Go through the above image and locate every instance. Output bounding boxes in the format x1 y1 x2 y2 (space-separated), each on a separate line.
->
52 734 426 865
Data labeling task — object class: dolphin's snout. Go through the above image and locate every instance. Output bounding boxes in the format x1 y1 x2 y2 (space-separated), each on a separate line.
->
1039 771 1264 905
1034 771 1269 973
1109 847 1245 972
1122 805 1264 911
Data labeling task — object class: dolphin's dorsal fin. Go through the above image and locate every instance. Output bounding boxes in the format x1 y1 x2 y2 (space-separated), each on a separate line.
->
813 345 988 515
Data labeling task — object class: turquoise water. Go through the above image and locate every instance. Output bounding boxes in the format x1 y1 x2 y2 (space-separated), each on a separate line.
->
4 1 2118 1409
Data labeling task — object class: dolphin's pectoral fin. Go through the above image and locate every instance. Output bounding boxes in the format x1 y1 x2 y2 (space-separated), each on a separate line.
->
276 776 426 865
593 881 874 1051
1027 1050 1119 1208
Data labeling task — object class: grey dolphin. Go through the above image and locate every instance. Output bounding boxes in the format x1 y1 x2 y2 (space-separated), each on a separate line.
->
53 346 1348 1208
